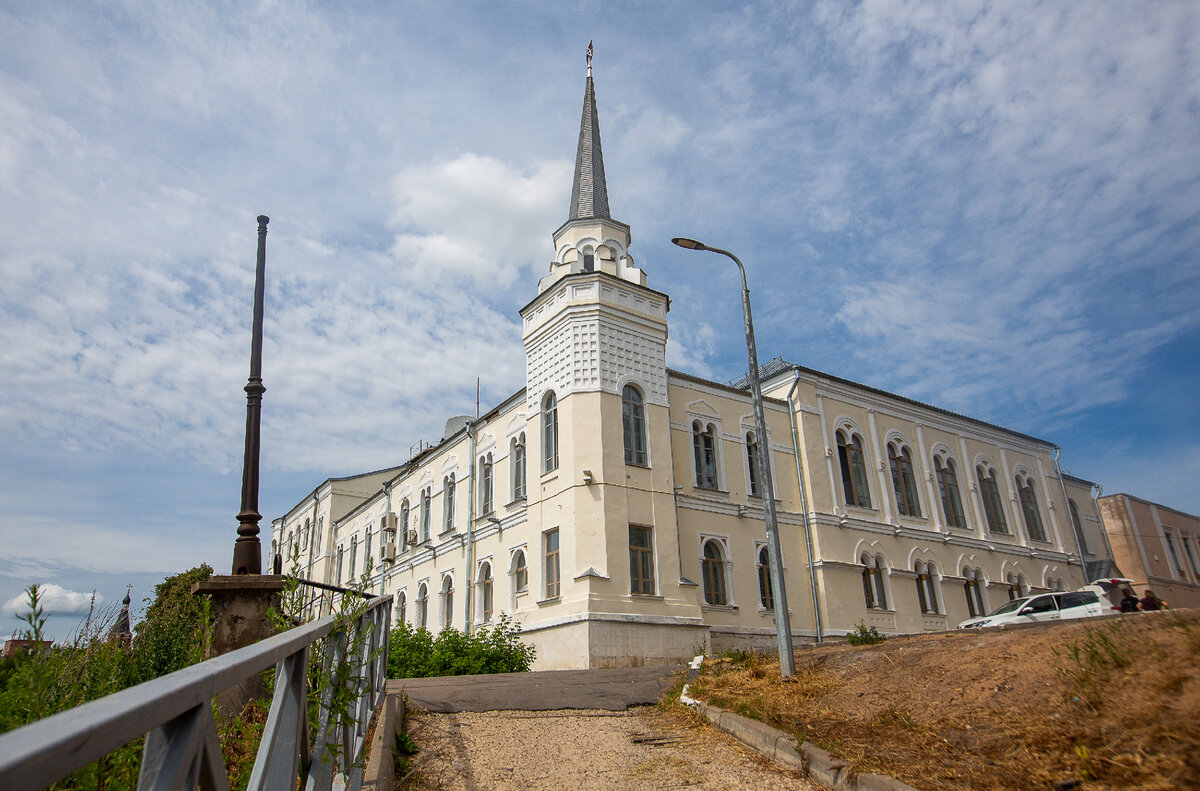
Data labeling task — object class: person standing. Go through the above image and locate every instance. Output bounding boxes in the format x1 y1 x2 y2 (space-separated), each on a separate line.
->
1120 588 1140 613
1140 589 1164 611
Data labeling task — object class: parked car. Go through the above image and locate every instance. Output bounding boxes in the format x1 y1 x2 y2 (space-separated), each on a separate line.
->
957 590 1107 629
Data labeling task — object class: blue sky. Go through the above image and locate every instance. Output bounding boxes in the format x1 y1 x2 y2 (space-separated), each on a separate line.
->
2 0 1198 639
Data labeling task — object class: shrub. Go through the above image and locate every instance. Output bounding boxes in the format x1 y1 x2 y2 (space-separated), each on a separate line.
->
846 620 886 646
387 614 535 678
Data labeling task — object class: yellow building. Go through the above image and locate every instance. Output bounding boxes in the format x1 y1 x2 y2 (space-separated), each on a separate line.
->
273 67 1111 669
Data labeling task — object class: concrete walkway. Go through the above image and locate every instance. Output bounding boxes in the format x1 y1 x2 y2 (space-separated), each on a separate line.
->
392 664 684 712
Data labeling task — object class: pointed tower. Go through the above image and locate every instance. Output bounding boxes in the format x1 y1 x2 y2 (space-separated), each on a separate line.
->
519 49 700 665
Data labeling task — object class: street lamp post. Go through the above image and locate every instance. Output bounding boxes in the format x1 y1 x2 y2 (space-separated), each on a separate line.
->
671 237 795 676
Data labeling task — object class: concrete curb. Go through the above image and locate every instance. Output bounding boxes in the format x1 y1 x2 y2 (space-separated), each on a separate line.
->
692 702 921 791
362 691 405 790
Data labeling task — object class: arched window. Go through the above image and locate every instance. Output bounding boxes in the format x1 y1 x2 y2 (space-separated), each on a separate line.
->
543 392 559 473
915 561 940 614
977 465 1009 535
746 431 762 497
364 529 373 573
416 583 428 629
348 536 358 581
622 385 648 466
1006 573 1029 600
757 545 774 610
399 499 411 541
303 518 311 551
837 429 872 508
315 515 323 555
335 547 344 584
701 539 728 606
963 567 986 617
478 563 493 623
511 549 528 593
1016 474 1047 542
861 553 888 610
1068 499 1088 553
440 575 454 630
888 442 922 517
692 421 719 489
443 474 456 532
420 487 432 541
396 591 406 625
935 456 967 529
511 433 527 500
479 453 494 514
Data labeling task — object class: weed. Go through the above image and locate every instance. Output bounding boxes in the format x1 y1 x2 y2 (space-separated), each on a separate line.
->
1053 621 1133 710
1075 744 1094 780
846 620 886 646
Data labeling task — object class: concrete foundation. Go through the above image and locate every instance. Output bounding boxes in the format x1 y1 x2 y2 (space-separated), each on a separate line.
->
521 616 710 670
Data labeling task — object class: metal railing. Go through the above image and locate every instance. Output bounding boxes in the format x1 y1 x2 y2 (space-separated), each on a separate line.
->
0 595 391 791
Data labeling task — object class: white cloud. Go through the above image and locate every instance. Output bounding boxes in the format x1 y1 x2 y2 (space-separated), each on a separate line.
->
1 584 102 617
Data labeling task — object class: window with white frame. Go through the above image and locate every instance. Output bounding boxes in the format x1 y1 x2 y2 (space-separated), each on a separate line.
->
335 547 344 585
348 536 358 581
477 562 493 622
418 488 431 541
543 392 559 473
977 464 1009 535
692 421 719 489
915 560 940 614
1015 473 1046 542
701 539 729 606
416 583 428 629
511 549 528 593
439 575 454 629
963 567 986 617
861 553 889 610
837 429 872 508
479 453 494 515
396 591 406 625
400 499 411 540
511 433 527 500
756 545 774 610
364 530 373 573
935 454 967 529
888 441 922 518
443 474 456 532
745 431 762 497
622 385 648 466
315 515 323 555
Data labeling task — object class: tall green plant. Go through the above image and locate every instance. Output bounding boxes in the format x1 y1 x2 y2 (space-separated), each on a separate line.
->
387 614 535 678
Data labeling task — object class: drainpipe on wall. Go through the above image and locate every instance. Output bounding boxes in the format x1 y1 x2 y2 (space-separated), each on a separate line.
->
465 421 477 633
787 370 823 643
1052 445 1088 578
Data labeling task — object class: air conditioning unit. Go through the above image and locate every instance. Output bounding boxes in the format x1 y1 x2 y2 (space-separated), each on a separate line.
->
383 541 397 562
381 513 398 533
405 529 419 546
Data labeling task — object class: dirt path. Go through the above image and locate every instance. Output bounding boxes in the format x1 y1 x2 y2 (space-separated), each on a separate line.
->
402 705 818 790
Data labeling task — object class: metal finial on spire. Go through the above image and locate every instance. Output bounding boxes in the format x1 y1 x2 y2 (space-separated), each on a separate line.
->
587 40 593 77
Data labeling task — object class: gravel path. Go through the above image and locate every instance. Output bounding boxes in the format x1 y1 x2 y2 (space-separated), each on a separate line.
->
402 705 818 790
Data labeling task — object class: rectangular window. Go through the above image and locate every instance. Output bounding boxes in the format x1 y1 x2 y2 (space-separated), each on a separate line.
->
629 526 655 594
1182 536 1200 578
1164 529 1183 579
544 529 561 599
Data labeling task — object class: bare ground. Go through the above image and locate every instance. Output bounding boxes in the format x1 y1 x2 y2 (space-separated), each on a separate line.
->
688 609 1200 791
401 705 819 790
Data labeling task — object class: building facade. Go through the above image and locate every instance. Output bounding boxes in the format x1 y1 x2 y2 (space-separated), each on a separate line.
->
1097 493 1200 609
273 66 1108 669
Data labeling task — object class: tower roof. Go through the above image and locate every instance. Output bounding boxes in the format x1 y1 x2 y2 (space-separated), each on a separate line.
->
568 64 610 221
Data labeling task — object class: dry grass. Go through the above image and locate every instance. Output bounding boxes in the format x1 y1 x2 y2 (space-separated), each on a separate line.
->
688 611 1200 790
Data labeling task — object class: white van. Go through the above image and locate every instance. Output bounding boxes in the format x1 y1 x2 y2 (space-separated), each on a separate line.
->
957 590 1107 629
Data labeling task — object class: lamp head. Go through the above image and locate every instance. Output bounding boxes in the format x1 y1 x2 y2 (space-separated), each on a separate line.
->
671 237 707 251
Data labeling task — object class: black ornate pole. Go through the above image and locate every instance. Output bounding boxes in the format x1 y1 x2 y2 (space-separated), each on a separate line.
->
232 215 269 574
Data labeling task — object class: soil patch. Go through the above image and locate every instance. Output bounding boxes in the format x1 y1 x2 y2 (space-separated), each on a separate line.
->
688 610 1200 790
401 705 818 790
